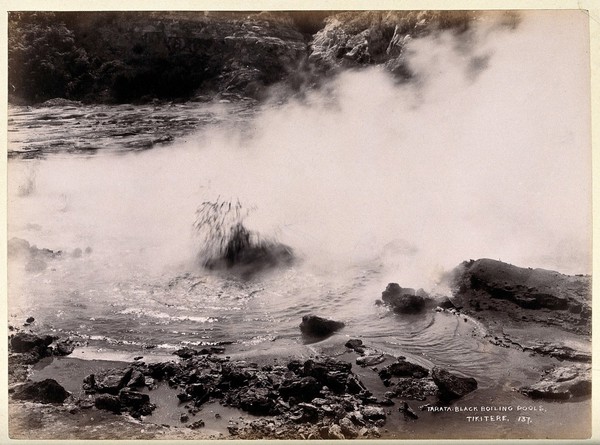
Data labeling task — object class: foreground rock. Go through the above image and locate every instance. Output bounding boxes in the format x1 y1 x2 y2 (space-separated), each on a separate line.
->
83 367 156 417
300 315 345 340
11 379 70 404
378 358 438 402
10 332 54 354
431 367 478 400
77 353 386 437
520 364 591 400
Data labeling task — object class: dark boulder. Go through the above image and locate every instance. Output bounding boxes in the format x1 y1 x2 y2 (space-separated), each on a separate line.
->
10 332 54 353
238 387 278 415
452 259 588 314
95 394 122 414
119 388 150 408
119 389 156 417
345 339 366 353
147 361 184 380
300 315 345 340
279 376 321 401
12 379 70 404
379 358 429 379
88 367 133 394
126 369 146 389
381 283 428 314
303 358 352 393
431 367 477 400
173 347 199 359
54 339 75 356
189 420 206 429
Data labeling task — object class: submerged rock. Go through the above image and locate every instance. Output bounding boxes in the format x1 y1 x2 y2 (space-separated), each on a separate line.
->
12 379 70 404
300 315 345 340
431 367 477 400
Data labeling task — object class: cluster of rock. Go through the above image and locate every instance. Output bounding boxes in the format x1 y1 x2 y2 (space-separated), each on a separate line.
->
377 258 593 404
78 351 386 439
373 348 477 404
9 331 75 382
8 330 77 405
309 11 478 77
377 283 456 315
82 367 156 417
8 322 483 440
9 259 594 440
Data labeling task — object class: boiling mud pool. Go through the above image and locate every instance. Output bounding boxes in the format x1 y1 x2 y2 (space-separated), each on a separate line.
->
6 102 510 389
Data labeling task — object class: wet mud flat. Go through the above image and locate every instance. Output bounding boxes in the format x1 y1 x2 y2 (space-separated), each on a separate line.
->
7 258 593 441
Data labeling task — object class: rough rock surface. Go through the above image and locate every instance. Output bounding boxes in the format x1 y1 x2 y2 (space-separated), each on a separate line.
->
452 259 590 332
520 364 592 400
10 332 55 354
11 379 70 404
95 394 122 414
431 367 477 400
379 358 429 379
85 368 134 395
309 11 475 77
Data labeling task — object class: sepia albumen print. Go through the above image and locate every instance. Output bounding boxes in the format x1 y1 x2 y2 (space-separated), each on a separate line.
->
6 9 592 440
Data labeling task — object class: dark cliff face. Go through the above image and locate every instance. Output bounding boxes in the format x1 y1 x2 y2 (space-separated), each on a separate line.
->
8 10 516 104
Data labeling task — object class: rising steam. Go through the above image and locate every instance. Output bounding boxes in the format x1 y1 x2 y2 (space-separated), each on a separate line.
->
8 10 591 289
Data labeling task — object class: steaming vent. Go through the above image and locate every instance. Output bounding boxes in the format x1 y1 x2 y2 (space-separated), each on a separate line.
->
194 199 294 276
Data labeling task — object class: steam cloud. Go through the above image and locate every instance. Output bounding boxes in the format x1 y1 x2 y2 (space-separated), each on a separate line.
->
8 10 591 289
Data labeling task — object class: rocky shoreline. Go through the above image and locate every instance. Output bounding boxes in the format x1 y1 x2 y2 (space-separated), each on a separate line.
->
7 258 592 439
